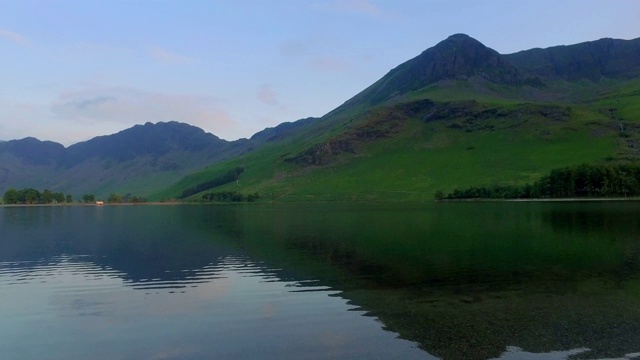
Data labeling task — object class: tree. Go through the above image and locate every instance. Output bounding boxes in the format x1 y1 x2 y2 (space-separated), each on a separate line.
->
107 193 122 203
82 194 96 203
66 194 73 203
3 188 20 204
53 192 65 203
441 163 640 200
130 196 146 203
23 188 40 204
42 189 54 204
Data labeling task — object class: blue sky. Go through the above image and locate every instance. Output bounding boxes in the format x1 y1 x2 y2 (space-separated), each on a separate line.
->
1 0 639 146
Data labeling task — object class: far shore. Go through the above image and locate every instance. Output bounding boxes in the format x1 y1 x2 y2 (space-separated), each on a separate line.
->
2 197 640 207
0 201 183 207
437 197 640 202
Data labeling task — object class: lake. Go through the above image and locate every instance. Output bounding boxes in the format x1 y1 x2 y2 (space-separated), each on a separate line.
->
1 202 639 360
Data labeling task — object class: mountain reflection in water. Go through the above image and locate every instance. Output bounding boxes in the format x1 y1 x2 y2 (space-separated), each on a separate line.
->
1 202 639 359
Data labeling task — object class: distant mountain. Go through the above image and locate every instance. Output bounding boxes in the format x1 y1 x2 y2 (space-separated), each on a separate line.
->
157 33 640 202
0 121 251 199
64 121 228 165
1 137 65 166
250 117 319 143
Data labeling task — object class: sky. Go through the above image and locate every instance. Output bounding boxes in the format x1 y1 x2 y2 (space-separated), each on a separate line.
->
1 0 639 146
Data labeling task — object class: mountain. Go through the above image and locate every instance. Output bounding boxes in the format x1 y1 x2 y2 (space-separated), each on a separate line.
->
0 117 326 200
336 34 525 110
66 121 227 164
1 137 65 166
505 37 640 81
250 117 319 143
0 121 253 199
156 34 640 202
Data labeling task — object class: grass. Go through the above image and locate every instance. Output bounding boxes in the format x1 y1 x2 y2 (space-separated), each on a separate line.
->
175 120 615 202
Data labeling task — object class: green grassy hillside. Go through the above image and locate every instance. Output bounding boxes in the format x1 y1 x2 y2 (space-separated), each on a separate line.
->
151 78 640 202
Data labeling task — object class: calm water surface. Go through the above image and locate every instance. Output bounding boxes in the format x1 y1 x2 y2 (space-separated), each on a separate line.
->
1 202 639 360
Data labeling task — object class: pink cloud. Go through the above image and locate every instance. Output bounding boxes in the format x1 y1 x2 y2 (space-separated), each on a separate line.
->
257 84 280 106
0 28 31 45
148 46 193 64
311 57 351 72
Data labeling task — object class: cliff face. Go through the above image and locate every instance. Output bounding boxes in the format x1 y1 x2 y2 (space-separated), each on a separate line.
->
505 37 640 81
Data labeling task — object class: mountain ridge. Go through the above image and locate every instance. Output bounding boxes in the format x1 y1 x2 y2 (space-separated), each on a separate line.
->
0 121 239 198
331 34 640 116
505 36 640 81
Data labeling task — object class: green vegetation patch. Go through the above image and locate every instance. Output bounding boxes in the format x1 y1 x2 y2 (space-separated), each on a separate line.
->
441 163 640 200
179 167 245 199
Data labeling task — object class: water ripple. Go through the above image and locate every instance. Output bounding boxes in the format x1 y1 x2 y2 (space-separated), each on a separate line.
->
1 253 327 294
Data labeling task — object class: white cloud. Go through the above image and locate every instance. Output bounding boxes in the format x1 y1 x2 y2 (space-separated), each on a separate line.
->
0 28 31 45
63 96 117 110
50 87 236 137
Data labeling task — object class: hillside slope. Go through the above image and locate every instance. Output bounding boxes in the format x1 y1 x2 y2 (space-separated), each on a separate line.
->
155 34 640 202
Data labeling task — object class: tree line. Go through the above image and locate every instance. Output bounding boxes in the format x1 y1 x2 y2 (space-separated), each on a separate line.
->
82 193 147 203
3 188 72 204
106 193 147 203
437 163 640 200
2 188 147 205
201 191 260 203
180 167 245 199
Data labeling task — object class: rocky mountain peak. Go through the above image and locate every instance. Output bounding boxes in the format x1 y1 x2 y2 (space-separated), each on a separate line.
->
335 34 522 109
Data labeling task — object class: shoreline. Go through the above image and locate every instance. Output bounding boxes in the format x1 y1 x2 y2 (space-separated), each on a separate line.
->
0 201 183 208
437 197 640 202
2 197 640 207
